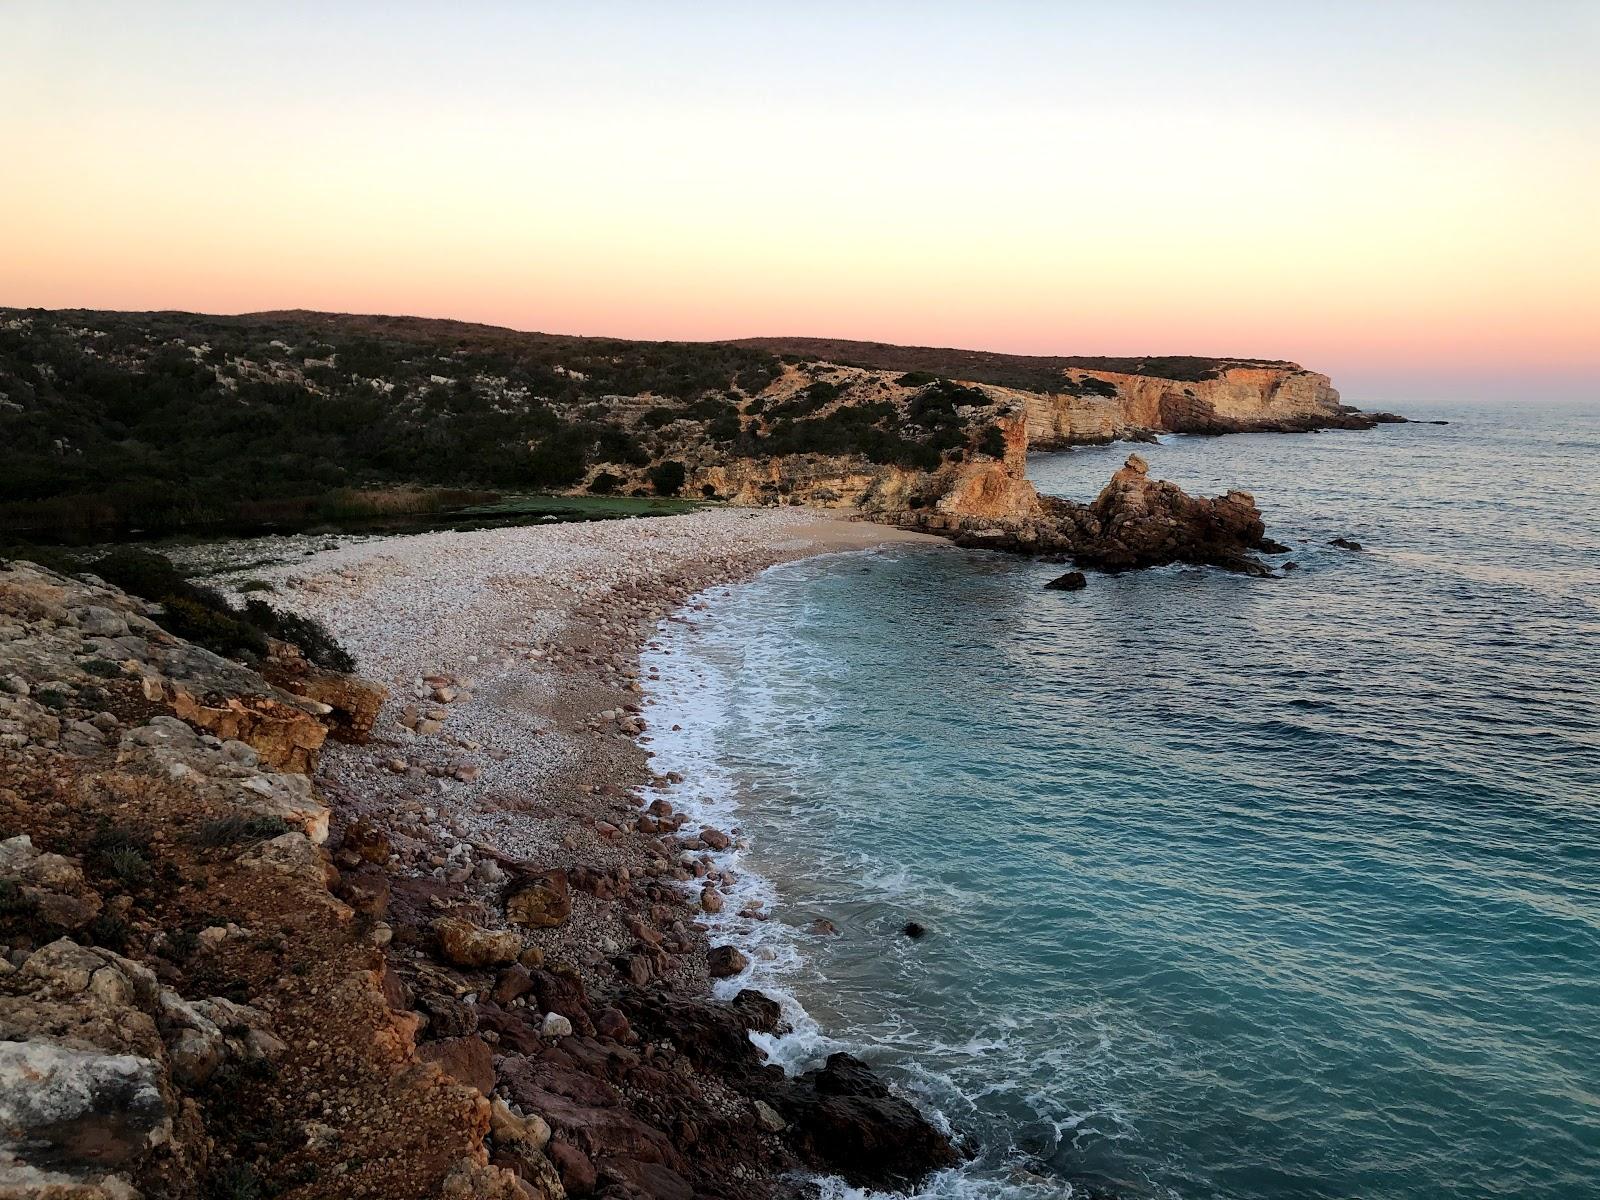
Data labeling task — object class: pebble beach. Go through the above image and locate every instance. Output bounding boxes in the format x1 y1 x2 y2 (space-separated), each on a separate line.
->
192 509 942 1000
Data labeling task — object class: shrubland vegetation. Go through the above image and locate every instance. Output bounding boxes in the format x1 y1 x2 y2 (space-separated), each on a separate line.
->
0 309 780 541
0 310 1056 543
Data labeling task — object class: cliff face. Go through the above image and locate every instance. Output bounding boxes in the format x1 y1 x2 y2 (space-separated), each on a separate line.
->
1024 364 1353 447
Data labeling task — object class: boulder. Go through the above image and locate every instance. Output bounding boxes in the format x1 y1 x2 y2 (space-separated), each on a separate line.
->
773 1052 959 1188
432 916 523 969
417 1035 496 1095
1044 570 1087 591
505 871 573 929
706 945 749 979
0 1040 171 1168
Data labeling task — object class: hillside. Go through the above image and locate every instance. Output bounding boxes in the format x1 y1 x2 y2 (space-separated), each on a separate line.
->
0 308 1380 543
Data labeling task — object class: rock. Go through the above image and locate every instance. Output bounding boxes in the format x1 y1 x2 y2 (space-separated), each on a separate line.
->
439 1157 534 1200
902 921 927 939
340 818 390 864
432 916 523 968
491 965 536 1006
490 1096 552 1151
0 834 84 889
699 887 724 914
774 1052 958 1188
540 1011 574 1039
167 1026 224 1086
505 870 573 929
730 989 783 1034
594 1007 632 1042
0 1040 171 1167
1330 537 1364 550
417 1035 496 1095
545 1138 596 1197
237 832 334 887
706 945 749 979
810 917 839 936
421 993 479 1038
77 605 129 638
698 827 732 851
753 1099 786 1133
1044 570 1087 591
31 889 102 929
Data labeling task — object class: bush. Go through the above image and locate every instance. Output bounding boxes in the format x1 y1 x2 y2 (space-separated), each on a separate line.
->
649 461 687 496
84 548 353 671
242 600 354 672
588 471 622 495
980 425 1008 459
89 822 152 887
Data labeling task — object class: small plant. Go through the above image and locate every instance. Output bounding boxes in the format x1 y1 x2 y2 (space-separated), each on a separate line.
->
89 822 152 887
241 600 354 672
192 814 291 848
86 912 131 951
166 927 199 961
238 579 274 593
206 1161 265 1200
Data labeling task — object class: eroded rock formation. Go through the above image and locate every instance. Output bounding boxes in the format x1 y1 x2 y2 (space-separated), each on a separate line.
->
891 454 1286 576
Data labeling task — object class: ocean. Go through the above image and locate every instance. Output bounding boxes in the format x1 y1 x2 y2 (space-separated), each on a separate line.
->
640 402 1600 1199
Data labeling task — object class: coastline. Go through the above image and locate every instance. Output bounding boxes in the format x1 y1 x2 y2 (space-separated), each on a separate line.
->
213 508 956 1196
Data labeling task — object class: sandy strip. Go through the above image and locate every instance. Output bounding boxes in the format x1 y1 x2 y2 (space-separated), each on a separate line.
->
209 508 943 989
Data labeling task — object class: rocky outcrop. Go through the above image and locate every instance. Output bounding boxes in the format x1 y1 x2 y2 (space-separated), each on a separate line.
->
892 454 1286 576
0 561 494 1200
1052 453 1279 575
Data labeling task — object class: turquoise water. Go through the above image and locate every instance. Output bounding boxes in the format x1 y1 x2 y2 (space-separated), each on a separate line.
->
641 404 1600 1199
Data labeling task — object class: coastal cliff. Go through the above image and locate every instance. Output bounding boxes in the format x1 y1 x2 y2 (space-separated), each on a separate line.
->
1 309 1392 547
1023 363 1369 446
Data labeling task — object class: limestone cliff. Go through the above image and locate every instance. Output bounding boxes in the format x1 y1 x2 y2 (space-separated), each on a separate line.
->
1024 363 1370 447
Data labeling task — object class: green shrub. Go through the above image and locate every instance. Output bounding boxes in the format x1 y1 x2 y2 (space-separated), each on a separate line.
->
980 425 1008 459
588 471 622 495
192 815 292 848
89 823 152 887
242 600 354 672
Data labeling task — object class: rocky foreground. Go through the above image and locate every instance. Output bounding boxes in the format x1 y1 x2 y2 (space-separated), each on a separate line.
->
0 511 957 1200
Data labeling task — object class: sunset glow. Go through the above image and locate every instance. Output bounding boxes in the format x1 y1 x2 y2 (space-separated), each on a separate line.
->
4 2 1597 403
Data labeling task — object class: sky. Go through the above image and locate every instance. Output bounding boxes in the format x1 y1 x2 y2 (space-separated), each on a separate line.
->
2 1 1596 405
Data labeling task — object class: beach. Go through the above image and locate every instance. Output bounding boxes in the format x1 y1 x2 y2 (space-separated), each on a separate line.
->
184 508 955 1192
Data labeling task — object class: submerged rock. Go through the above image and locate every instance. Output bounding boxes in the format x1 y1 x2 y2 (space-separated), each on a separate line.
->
1045 570 1088 591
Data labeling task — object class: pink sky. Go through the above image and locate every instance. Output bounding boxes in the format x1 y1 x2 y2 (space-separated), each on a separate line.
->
3 3 1596 405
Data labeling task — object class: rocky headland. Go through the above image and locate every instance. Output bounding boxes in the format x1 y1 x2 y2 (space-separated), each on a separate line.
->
1 512 963 1200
